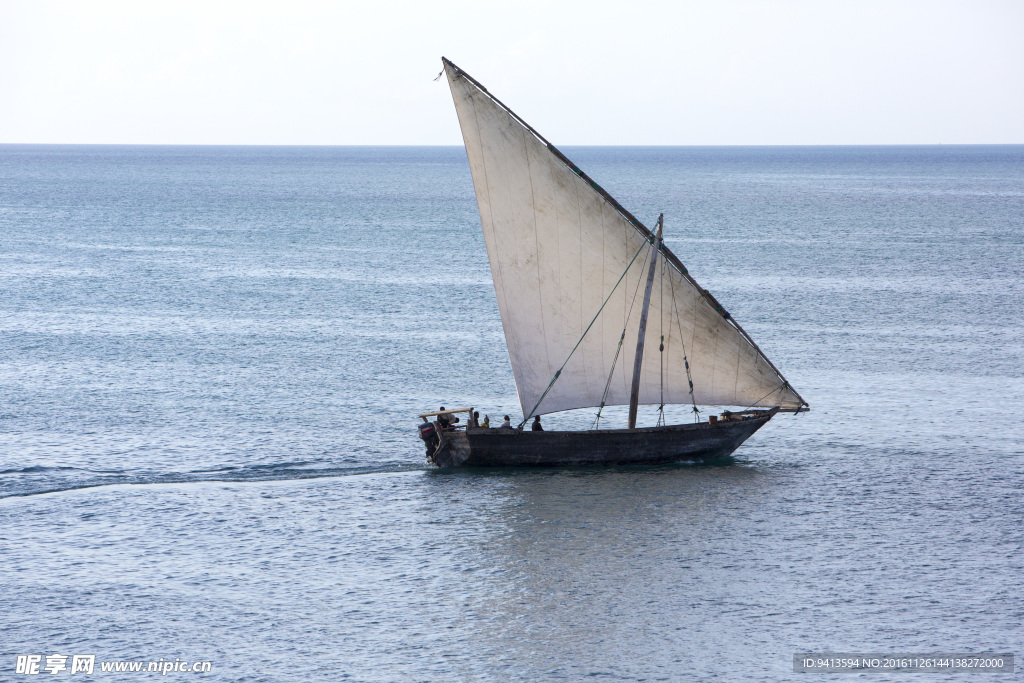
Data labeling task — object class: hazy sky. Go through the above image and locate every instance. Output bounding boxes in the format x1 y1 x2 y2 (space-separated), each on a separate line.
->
2 0 1021 145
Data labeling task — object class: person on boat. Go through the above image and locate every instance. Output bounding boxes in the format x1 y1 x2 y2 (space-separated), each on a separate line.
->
481 415 490 428
532 415 544 431
437 407 450 429
500 415 511 429
468 411 480 427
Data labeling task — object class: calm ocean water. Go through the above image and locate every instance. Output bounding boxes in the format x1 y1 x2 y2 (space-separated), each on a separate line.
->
1 145 1021 681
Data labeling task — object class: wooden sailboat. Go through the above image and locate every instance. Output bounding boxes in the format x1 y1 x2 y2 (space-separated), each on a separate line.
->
419 58 808 468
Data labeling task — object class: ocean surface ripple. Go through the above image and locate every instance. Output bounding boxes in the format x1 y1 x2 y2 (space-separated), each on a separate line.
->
1 145 1021 681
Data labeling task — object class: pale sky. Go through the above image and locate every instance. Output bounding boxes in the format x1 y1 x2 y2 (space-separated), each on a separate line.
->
1 0 1021 145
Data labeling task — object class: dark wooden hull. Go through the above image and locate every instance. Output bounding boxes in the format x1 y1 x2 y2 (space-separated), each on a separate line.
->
429 410 776 468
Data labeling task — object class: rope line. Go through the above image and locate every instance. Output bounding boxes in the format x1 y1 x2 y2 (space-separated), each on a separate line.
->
592 331 625 429
669 278 701 422
592 241 654 429
741 382 789 412
520 236 652 427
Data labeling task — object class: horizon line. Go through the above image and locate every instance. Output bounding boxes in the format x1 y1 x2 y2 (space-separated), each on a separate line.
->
2 142 1023 148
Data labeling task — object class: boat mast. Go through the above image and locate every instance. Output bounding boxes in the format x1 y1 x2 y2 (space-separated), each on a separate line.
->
628 214 663 429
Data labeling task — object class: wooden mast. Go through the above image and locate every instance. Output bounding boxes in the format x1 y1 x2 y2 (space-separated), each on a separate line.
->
628 214 663 430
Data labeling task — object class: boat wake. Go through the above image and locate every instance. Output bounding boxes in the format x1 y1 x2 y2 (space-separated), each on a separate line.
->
0 460 430 499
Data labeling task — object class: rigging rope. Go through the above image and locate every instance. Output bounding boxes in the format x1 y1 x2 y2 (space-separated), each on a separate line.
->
592 331 625 430
520 236 652 428
669 276 701 422
593 241 654 429
741 382 789 412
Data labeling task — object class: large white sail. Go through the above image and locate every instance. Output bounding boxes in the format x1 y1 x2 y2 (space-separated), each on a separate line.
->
444 59 806 417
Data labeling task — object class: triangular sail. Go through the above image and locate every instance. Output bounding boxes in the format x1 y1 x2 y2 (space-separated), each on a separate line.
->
444 58 807 417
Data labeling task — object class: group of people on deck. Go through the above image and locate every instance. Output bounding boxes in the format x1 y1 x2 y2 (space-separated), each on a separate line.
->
435 407 543 431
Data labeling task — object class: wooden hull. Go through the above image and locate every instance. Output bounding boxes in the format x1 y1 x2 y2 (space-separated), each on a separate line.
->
429 410 776 468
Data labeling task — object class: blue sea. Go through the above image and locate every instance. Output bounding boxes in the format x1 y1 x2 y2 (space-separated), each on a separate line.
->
1 145 1022 681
